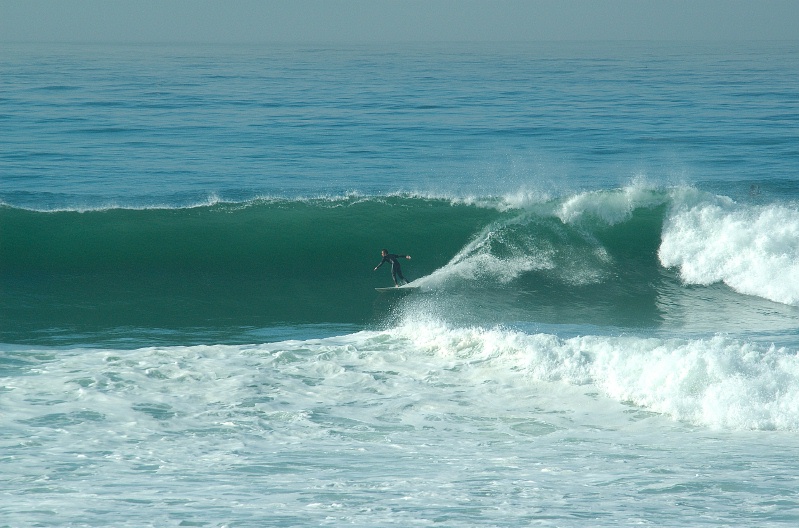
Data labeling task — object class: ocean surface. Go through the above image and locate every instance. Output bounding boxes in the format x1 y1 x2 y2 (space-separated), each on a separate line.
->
2 40 799 526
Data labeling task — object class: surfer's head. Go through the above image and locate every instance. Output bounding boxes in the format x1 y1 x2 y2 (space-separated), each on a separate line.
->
381 249 388 256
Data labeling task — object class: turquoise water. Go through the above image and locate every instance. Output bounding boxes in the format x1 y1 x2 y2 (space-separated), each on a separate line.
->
2 41 799 526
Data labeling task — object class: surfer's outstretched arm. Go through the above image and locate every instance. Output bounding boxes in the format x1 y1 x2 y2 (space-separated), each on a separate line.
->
374 251 409 271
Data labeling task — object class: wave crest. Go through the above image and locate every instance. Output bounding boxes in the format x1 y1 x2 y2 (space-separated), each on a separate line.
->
660 199 799 305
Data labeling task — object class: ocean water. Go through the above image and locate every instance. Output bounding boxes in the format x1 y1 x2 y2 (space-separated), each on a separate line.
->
2 40 799 526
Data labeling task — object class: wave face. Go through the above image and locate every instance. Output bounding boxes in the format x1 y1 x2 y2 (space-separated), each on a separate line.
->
2 187 798 344
0 196 496 342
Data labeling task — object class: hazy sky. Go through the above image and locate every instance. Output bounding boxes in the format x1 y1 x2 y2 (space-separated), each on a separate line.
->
1 0 797 44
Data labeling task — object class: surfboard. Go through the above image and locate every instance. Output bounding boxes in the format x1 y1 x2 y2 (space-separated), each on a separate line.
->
375 285 420 293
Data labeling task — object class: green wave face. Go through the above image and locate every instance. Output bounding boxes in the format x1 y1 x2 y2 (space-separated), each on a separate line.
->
4 190 795 345
0 197 498 341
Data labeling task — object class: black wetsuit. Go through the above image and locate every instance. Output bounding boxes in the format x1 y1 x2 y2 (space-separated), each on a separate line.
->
375 254 408 285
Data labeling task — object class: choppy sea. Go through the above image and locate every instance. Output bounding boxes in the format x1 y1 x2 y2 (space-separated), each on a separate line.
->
2 41 799 526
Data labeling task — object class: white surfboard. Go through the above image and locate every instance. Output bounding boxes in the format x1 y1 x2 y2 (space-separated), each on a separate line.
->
375 285 420 293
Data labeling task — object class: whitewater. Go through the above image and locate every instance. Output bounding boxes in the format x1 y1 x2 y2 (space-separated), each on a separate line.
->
2 41 799 526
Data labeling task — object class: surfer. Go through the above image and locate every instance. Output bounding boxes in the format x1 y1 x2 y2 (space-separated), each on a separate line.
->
374 249 411 286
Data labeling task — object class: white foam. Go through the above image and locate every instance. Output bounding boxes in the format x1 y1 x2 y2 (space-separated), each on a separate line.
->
391 319 799 431
660 197 799 305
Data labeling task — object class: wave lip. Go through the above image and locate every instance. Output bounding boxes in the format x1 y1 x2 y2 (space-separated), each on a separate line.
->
556 180 669 225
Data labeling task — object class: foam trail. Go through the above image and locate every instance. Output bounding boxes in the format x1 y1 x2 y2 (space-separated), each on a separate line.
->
414 217 557 288
415 183 668 289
